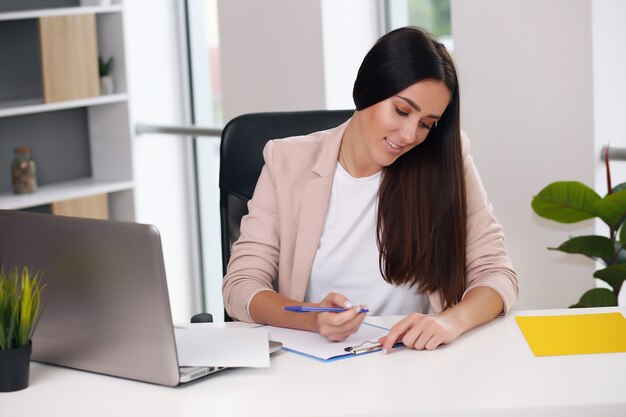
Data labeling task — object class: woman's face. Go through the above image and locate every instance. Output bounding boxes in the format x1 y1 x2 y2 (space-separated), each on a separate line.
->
352 79 451 176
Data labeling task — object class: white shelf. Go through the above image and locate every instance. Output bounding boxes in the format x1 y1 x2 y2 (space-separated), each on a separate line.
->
0 5 122 22
0 94 128 118
0 178 134 210
0 0 135 221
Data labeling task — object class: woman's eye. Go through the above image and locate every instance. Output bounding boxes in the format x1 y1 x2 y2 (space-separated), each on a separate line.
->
395 107 409 117
418 120 433 130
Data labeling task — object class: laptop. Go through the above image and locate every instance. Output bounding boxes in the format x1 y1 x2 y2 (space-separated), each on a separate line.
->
0 209 280 387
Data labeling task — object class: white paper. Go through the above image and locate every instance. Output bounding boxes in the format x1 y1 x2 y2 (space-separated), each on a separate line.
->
260 323 389 361
174 324 270 367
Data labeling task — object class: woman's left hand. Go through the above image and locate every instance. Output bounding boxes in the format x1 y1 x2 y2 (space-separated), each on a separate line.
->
379 312 463 352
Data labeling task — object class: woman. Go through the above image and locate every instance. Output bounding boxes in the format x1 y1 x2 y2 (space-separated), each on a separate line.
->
222 27 518 352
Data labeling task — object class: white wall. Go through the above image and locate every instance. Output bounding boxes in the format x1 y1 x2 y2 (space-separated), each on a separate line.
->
219 0 380 120
592 0 626 194
320 0 380 110
123 0 197 323
452 0 626 309
592 0 626 306
218 0 327 121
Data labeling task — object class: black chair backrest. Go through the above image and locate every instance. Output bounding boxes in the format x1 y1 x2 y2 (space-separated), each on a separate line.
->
219 110 353 276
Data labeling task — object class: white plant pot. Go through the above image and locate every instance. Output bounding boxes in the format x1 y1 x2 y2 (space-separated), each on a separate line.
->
100 76 115 95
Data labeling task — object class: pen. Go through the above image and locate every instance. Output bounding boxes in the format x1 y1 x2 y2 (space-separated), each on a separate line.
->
284 306 369 313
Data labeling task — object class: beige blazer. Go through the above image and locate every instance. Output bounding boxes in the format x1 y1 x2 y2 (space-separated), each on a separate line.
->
222 120 519 322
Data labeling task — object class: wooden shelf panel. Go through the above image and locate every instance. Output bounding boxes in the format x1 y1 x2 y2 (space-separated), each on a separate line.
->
39 13 101 102
0 93 128 118
0 178 133 210
0 5 122 22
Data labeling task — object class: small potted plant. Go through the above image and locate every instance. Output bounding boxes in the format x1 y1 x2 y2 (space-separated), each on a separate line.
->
99 55 115 95
0 266 45 392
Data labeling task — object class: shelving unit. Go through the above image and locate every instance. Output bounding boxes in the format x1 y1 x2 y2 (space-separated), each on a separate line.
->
0 0 134 221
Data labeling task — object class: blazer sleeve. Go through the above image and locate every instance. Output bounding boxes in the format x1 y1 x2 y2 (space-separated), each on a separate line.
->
461 131 519 314
222 140 280 322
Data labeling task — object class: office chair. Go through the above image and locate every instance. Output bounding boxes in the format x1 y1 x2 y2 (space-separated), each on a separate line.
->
217 109 353 321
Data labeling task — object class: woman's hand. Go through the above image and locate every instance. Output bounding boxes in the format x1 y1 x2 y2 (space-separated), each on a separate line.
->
316 292 366 342
379 288 504 352
379 312 463 352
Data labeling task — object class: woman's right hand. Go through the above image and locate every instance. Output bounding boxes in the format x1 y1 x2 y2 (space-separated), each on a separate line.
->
316 292 367 342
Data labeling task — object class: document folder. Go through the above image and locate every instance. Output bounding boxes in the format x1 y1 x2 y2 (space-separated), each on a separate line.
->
515 312 626 357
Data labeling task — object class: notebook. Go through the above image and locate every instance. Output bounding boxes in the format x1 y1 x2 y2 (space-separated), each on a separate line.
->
0 209 280 387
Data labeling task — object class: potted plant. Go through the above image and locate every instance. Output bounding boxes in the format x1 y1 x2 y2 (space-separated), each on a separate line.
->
99 55 115 95
531 150 626 307
0 266 45 392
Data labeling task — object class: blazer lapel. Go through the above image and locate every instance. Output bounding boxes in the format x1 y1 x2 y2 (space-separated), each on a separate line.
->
290 177 333 300
289 121 348 300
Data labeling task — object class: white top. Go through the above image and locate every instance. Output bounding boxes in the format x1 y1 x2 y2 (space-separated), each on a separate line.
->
305 163 428 315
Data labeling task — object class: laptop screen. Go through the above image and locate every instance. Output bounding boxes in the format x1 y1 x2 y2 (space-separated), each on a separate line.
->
0 210 181 386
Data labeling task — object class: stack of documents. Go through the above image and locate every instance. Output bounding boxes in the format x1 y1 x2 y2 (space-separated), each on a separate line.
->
515 312 626 357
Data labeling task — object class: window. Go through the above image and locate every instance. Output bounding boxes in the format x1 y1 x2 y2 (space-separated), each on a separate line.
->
386 0 452 50
186 0 224 320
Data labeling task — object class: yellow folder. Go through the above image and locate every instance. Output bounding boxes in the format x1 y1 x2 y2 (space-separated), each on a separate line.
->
515 312 626 356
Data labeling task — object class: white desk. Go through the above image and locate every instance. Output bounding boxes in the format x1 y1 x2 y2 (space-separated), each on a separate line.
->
2 307 625 417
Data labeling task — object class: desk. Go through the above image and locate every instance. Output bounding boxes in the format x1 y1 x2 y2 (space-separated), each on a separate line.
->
2 307 625 416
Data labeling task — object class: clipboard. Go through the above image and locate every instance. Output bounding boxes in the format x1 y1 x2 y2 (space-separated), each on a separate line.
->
259 322 398 362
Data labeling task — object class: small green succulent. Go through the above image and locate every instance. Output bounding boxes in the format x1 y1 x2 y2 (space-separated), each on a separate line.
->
99 55 114 77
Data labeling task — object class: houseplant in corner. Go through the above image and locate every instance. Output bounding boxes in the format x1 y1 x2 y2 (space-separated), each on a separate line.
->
531 151 626 307
0 266 45 392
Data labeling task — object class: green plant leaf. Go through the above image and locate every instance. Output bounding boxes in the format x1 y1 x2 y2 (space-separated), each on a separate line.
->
574 288 617 307
548 235 613 264
7 292 18 349
594 189 626 229
0 271 6 350
0 265 45 350
531 181 600 223
620 224 626 248
593 264 626 294
99 56 114 77
18 267 33 346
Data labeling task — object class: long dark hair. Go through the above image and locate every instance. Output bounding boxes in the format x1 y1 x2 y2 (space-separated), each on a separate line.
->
353 27 466 309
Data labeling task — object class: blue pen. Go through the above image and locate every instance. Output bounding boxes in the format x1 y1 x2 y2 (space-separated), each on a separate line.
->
284 306 369 313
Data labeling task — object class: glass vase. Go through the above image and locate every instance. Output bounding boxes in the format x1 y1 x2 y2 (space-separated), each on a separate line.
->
11 147 38 194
